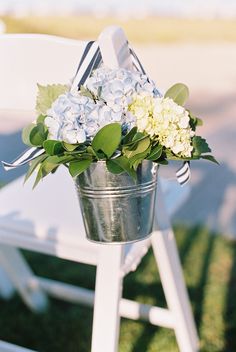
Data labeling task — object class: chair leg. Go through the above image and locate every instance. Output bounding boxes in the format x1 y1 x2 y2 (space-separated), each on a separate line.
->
0 266 14 299
91 245 124 352
152 186 199 352
0 244 48 312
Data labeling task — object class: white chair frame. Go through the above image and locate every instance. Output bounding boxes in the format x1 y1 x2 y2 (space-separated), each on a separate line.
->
0 27 199 352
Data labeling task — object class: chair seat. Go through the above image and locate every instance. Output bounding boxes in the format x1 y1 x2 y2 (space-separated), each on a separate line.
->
0 167 101 264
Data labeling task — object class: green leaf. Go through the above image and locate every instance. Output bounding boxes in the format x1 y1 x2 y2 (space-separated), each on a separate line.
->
86 146 99 158
37 114 47 124
33 165 43 189
29 123 47 146
69 159 92 177
106 160 124 174
109 156 136 180
156 159 168 165
192 136 211 156
201 155 219 164
92 123 122 158
122 127 137 145
36 84 68 115
164 83 189 106
132 132 145 142
43 140 64 156
46 155 74 164
147 144 163 161
132 159 143 170
129 146 151 167
24 154 47 183
125 132 146 148
22 123 36 146
123 137 150 159
41 160 59 174
196 117 203 126
188 110 203 131
63 142 79 152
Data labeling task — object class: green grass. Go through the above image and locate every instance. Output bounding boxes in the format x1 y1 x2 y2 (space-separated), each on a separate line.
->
1 16 236 43
0 225 236 351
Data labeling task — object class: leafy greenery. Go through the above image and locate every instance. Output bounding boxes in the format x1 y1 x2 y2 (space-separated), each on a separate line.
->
36 84 68 115
0 225 235 351
92 123 122 158
21 82 216 187
69 159 92 177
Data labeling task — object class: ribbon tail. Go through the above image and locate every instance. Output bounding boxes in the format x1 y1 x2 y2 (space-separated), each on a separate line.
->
1 147 45 171
176 161 191 186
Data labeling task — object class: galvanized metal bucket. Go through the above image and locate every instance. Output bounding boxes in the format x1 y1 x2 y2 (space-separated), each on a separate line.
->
75 160 158 244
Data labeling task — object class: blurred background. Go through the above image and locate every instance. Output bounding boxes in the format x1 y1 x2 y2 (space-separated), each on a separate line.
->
0 1 236 351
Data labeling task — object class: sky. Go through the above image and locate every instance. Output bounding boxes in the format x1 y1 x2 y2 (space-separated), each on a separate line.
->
1 0 236 18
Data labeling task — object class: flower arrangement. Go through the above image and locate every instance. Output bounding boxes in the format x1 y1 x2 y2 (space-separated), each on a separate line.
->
22 66 216 187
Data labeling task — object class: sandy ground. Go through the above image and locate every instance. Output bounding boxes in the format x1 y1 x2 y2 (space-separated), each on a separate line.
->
1 43 236 237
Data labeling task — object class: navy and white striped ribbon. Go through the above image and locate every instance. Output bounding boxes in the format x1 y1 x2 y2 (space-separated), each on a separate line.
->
2 147 44 171
71 41 102 92
176 161 191 186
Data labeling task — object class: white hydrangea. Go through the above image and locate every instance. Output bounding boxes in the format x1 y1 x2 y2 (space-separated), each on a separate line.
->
129 95 195 158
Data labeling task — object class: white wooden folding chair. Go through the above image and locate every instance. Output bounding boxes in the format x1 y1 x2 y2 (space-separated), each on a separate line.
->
0 27 199 352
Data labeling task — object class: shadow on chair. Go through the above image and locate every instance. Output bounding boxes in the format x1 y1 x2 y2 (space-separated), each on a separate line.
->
0 130 27 185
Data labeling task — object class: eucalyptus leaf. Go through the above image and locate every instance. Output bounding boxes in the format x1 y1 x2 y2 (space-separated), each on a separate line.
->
36 83 68 115
92 123 122 158
69 159 92 177
164 83 189 106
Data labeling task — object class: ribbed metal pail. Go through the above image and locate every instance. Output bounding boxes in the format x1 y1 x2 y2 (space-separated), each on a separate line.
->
75 160 158 244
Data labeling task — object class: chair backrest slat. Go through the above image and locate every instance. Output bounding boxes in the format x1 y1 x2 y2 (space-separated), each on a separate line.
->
98 26 133 70
0 34 87 120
